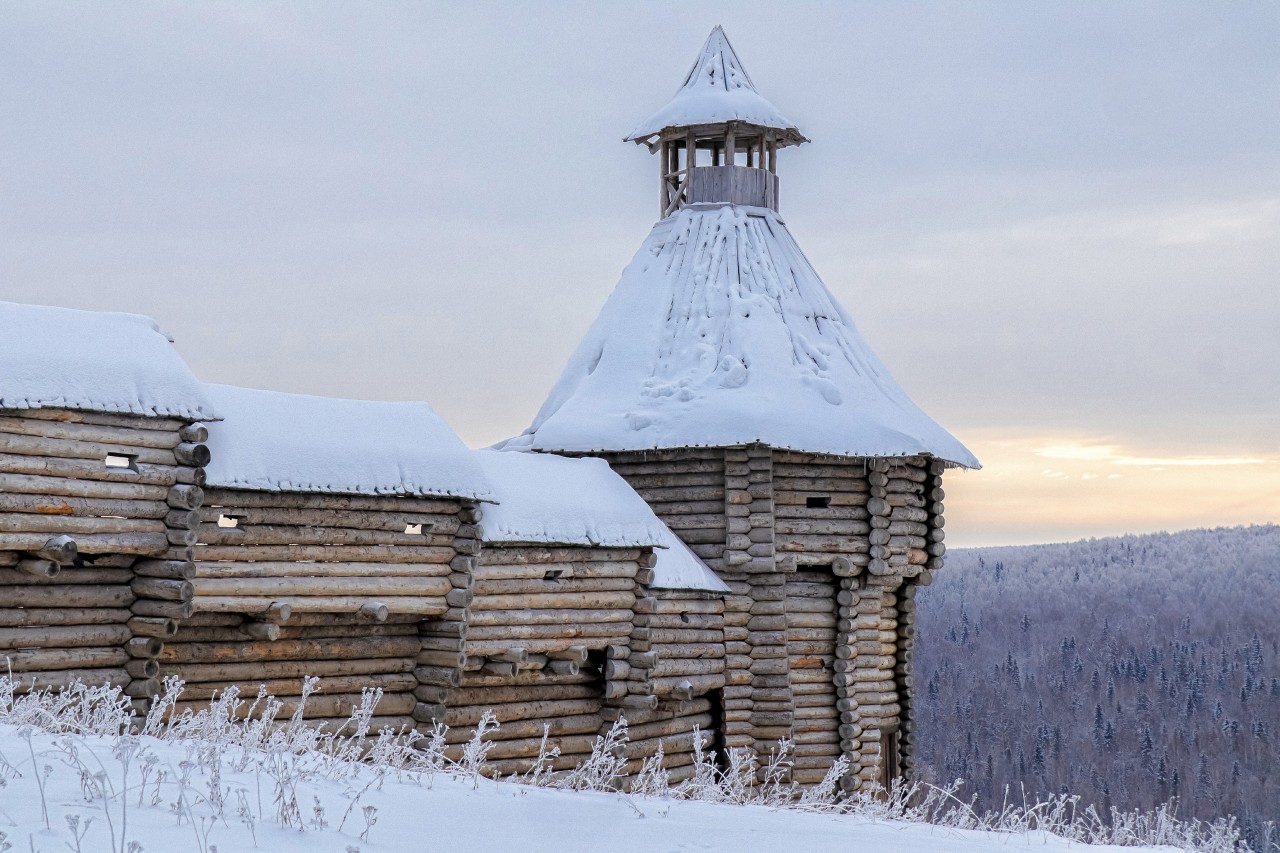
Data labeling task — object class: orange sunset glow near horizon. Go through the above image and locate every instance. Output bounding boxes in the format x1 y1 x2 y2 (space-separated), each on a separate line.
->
943 431 1279 548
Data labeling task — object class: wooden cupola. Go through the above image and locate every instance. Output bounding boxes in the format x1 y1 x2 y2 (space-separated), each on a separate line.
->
625 27 808 217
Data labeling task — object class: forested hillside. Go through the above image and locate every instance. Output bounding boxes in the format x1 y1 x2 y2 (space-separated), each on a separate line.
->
914 525 1280 850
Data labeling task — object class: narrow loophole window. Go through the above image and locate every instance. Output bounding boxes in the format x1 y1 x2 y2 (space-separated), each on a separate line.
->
404 523 424 535
806 495 831 509
217 514 243 529
104 453 137 471
543 569 565 581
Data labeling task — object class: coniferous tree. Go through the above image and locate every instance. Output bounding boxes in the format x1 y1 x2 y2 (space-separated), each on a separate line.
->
913 525 1280 850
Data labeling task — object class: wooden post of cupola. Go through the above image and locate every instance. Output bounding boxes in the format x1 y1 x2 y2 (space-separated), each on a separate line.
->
660 141 668 214
724 123 737 168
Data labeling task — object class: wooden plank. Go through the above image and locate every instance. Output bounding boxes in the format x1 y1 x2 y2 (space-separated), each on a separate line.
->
0 452 182 487
193 561 452 579
0 416 180 449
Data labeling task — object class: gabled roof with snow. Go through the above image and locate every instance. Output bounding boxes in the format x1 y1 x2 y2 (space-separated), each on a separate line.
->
626 27 806 147
649 525 730 593
506 205 978 468
0 301 217 421
476 449 728 592
474 450 664 547
203 384 492 501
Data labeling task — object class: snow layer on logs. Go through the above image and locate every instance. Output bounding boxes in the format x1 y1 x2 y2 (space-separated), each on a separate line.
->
476 450 727 592
0 301 216 420
626 27 805 146
476 449 663 547
506 206 979 468
203 384 491 500
650 525 730 593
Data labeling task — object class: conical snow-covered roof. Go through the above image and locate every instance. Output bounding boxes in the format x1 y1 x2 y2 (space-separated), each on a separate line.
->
626 27 806 147
506 206 978 468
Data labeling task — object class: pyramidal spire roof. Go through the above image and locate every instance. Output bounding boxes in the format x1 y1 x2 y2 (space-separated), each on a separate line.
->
504 206 979 468
626 27 807 147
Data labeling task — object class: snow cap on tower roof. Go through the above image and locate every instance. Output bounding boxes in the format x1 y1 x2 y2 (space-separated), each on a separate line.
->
626 26 807 147
0 301 216 421
504 205 979 469
203 384 492 501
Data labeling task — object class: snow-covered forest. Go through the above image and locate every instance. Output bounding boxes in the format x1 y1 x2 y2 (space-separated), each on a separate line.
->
915 524 1280 850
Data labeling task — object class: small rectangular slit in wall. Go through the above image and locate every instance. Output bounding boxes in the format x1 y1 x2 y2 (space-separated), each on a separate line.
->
217 514 242 529
104 453 137 471
806 495 832 509
543 569 565 581
404 523 426 535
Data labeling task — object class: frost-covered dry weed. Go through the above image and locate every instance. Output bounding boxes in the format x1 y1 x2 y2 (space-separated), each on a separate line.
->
0 675 1253 853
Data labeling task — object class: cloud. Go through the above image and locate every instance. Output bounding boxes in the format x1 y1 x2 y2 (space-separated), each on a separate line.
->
1034 441 1268 468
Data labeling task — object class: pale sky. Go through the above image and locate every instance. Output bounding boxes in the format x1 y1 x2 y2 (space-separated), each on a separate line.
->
3 2 1278 547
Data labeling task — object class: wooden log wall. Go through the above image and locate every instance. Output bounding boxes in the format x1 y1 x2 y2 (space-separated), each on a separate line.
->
785 569 839 785
599 445 768 753
618 587 725 782
154 613 420 732
773 452 871 569
0 409 208 700
725 446 788 759
435 543 643 773
441 664 609 775
600 450 727 570
618 697 718 785
191 490 465 618
833 455 943 791
3 409 953 788
412 499 482 727
628 590 725 703
602 445 950 792
140 488 471 728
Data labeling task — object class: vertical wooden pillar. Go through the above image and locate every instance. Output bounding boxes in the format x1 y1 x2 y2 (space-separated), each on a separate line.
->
660 141 669 216
686 130 697 171
724 126 736 168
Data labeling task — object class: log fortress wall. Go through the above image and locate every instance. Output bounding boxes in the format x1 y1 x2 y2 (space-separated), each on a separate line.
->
0 408 210 697
0 413 948 792
602 447 947 790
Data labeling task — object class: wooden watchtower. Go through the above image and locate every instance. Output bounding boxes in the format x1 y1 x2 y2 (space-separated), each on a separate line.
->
507 27 978 790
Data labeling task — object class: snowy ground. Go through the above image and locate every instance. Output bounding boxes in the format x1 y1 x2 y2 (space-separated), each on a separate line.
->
0 723 1169 853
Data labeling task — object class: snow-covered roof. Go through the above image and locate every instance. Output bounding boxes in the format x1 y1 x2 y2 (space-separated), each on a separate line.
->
0 301 216 421
203 384 492 501
505 205 979 468
475 449 728 593
649 525 730 593
626 27 806 147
